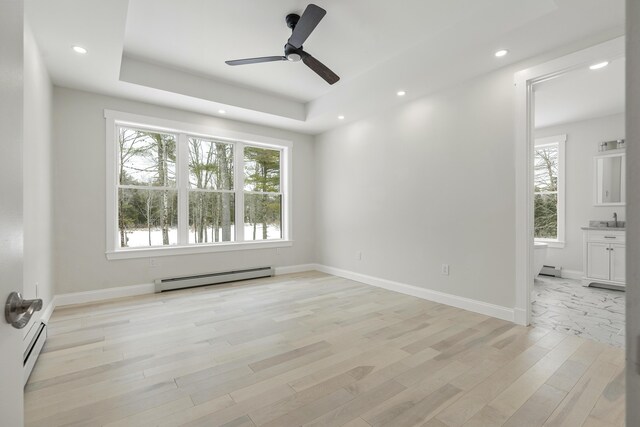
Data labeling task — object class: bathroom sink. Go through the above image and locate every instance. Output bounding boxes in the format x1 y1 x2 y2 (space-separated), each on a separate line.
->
585 220 625 229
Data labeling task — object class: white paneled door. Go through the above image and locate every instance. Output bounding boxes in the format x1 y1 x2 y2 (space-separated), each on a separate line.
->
0 1 25 425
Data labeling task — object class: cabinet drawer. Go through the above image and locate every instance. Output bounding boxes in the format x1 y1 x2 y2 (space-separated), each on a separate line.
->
586 230 626 243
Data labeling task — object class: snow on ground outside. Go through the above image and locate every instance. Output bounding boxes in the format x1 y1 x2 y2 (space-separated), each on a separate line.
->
122 224 281 247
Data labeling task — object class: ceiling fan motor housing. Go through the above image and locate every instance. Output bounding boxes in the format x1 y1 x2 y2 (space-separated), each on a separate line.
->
286 13 300 29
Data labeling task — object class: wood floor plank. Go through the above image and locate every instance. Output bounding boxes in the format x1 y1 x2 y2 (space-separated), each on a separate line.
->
25 271 625 427
303 380 407 427
247 366 371 426
502 384 567 427
466 336 584 425
433 343 553 426
588 366 625 426
543 354 620 427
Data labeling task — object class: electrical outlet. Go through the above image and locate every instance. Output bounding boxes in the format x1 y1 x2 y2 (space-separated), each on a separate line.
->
149 258 160 268
441 264 450 276
276 247 281 255
355 251 362 261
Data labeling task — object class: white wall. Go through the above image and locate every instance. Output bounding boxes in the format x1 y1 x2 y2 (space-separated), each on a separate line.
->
52 88 315 294
536 113 625 274
23 24 53 317
315 68 517 309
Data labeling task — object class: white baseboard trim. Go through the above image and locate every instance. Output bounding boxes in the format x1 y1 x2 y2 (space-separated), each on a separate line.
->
55 283 155 307
561 269 583 280
513 308 527 326
315 264 515 322
274 264 319 275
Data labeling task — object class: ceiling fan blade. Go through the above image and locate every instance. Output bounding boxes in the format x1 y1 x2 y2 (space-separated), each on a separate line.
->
300 51 340 85
225 56 286 66
288 4 326 48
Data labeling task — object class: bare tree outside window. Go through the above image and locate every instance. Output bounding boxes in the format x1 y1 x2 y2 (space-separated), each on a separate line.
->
534 144 559 239
188 138 235 244
117 127 177 247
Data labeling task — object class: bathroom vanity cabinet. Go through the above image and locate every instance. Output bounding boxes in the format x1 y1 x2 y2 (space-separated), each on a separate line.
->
582 228 625 290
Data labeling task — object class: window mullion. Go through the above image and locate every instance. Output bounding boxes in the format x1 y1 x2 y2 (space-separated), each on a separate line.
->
235 142 245 242
178 133 189 245
282 146 290 241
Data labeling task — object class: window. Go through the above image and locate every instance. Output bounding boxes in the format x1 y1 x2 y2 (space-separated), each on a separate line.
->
118 128 178 248
188 138 235 244
244 146 282 241
534 135 566 247
105 110 292 259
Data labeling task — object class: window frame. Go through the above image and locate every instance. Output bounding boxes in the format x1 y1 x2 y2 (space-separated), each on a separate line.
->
534 134 566 248
105 110 293 260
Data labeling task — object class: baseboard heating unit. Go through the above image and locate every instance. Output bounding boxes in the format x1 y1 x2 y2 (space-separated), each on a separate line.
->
540 265 562 278
24 321 47 385
154 267 274 292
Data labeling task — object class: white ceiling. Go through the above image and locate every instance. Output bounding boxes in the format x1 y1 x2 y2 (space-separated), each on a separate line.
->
534 57 625 129
27 0 625 135
123 0 494 103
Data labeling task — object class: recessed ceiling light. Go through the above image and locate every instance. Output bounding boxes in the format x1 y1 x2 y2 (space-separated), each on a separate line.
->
589 61 609 70
218 109 227 114
494 49 508 58
397 90 406 97
338 115 345 120
72 45 87 54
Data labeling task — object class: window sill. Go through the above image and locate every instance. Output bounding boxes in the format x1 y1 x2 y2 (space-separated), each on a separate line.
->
535 239 565 249
106 240 293 260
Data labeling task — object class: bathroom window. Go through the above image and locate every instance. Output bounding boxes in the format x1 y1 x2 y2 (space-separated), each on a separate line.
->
534 135 566 248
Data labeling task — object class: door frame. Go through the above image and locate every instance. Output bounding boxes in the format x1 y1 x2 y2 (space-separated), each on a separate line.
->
513 36 625 326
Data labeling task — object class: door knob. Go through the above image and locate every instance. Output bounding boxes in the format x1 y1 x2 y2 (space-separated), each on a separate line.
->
5 292 43 329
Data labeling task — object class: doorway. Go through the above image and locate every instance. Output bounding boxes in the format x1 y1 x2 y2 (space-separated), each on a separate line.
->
514 36 625 331
529 58 626 346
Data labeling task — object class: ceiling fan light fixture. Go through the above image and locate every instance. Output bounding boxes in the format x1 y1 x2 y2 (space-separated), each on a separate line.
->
287 53 302 62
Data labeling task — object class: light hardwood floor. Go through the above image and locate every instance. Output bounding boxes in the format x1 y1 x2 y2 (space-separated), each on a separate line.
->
25 271 625 427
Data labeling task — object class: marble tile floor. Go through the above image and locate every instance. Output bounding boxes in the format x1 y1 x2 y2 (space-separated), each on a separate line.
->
532 275 625 347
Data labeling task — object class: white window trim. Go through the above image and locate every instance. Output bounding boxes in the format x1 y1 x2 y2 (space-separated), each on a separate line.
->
534 134 566 249
104 109 293 260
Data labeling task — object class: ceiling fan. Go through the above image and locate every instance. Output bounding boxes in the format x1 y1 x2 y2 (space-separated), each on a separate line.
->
225 4 340 85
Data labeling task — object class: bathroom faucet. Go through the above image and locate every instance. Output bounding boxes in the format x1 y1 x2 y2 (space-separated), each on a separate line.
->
613 212 618 228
